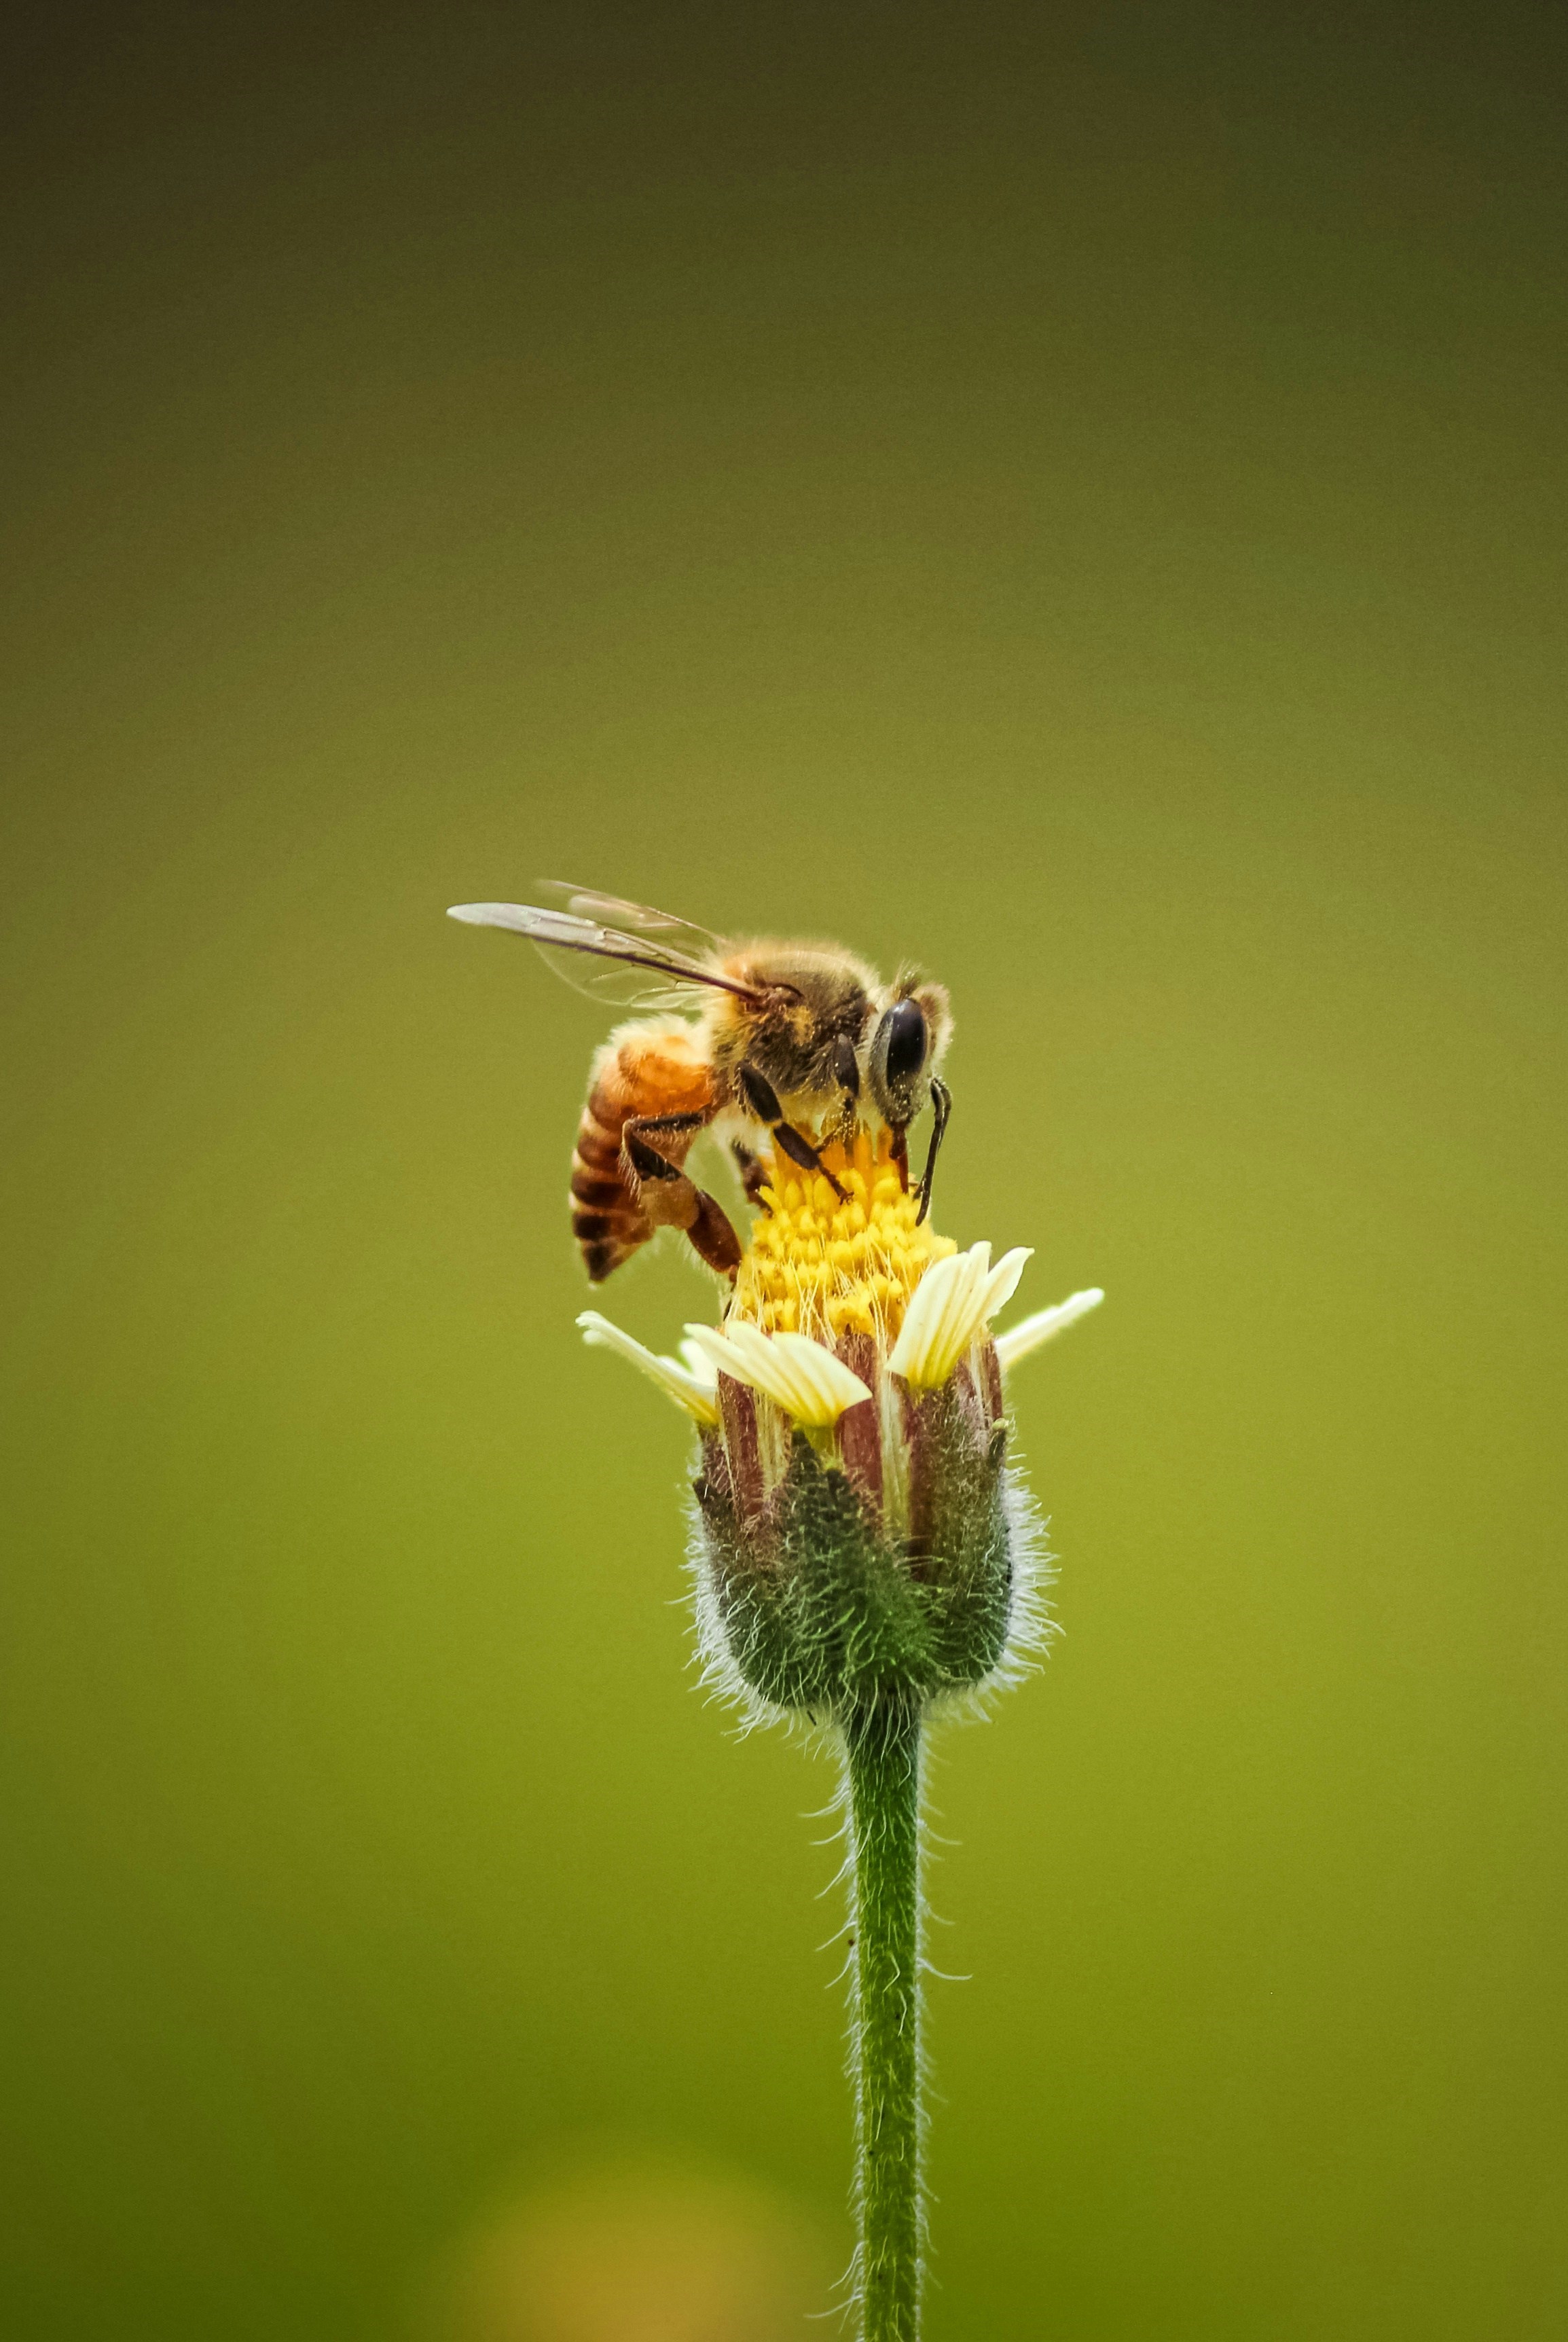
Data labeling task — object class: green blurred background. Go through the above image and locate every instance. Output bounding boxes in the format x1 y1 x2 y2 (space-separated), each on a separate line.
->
4 4 1565 2335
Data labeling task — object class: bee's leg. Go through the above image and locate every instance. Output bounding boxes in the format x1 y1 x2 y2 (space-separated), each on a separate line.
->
890 1124 910 1193
915 1076 951 1226
773 1121 850 1201
685 1189 744 1278
731 1140 769 1208
828 1038 862 1147
623 1113 743 1279
736 1066 850 1201
831 1034 861 1102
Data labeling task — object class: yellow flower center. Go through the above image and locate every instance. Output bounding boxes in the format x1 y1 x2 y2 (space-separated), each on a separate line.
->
729 1128 958 1345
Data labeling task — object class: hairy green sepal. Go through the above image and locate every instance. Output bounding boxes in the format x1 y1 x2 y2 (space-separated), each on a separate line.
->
698 1401 1012 1722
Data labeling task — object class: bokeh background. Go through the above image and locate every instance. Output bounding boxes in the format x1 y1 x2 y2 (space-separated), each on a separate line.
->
4 4 1566 2336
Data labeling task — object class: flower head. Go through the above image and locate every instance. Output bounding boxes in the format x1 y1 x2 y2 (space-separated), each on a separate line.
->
729 1128 955 1344
579 1126 1101 1725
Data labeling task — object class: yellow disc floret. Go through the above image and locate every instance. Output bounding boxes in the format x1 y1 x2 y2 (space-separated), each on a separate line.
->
729 1128 958 1345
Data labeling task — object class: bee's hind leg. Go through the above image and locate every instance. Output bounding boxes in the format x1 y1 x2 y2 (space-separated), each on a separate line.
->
682 1188 744 1278
623 1115 743 1280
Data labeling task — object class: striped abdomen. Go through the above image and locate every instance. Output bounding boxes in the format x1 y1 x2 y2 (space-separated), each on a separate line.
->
570 1020 718 1282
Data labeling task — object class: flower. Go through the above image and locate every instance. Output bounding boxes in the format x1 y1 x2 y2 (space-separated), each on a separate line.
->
577 1127 1102 1723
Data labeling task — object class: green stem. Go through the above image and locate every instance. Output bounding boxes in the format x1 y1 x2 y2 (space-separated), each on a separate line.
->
844 1697 924 2342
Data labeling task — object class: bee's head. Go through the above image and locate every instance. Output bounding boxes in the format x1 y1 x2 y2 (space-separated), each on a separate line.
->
867 979 951 1130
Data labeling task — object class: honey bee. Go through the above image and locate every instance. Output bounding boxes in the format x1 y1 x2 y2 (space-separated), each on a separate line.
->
449 882 953 1284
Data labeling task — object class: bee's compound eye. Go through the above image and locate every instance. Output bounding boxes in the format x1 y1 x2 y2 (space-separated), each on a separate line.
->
879 998 928 1085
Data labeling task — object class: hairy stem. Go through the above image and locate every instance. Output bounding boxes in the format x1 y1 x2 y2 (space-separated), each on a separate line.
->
844 1698 924 2342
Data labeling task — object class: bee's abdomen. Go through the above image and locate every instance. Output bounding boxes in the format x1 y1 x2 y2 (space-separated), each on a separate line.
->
570 1023 716 1283
570 1086 646 1284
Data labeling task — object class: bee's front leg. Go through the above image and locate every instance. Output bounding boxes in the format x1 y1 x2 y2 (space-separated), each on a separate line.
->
623 1113 742 1279
915 1076 951 1225
889 1124 909 1193
735 1066 850 1201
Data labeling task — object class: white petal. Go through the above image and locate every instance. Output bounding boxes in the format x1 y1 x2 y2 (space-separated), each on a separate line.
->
771 1331 874 1422
681 1322 765 1391
676 1337 720 1387
683 1320 870 1428
887 1251 966 1386
979 1247 1033 1324
993 1288 1106 1371
577 1310 721 1424
884 1259 939 1382
936 1242 990 1367
890 1240 1031 1390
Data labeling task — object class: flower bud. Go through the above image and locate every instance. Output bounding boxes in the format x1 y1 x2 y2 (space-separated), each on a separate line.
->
691 1339 1021 1723
579 1129 1102 1729
680 1135 1043 1725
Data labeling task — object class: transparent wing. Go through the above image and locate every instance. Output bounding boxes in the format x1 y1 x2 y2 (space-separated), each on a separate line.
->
535 880 735 965
446 898 762 1011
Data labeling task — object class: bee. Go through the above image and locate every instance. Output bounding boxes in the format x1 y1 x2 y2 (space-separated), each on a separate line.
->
449 883 953 1284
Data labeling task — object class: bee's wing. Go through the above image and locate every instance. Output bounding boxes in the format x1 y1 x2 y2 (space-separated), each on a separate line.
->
446 900 763 1011
534 880 735 965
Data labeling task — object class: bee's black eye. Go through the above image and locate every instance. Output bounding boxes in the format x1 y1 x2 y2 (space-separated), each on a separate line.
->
880 998 927 1085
